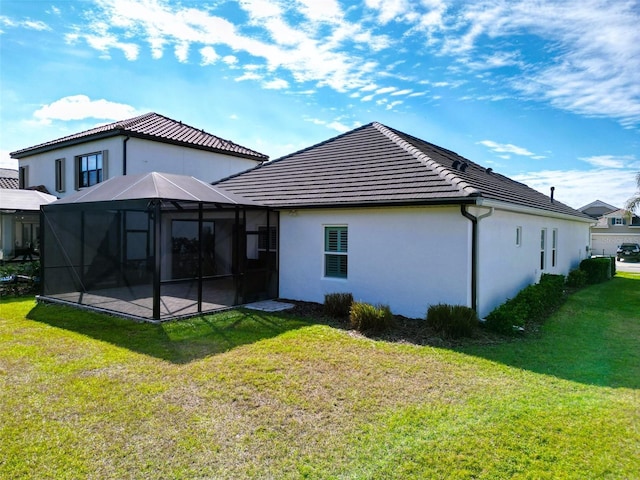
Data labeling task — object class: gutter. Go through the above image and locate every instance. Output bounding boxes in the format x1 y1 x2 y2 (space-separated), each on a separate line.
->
460 204 494 313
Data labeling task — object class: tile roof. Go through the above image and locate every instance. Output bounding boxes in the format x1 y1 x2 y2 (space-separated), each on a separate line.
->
0 189 57 211
52 171 258 206
10 112 268 161
216 122 591 219
0 169 19 189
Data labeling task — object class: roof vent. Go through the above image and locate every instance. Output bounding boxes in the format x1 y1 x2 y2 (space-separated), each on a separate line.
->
459 162 468 172
486 167 493 174
452 160 461 170
550 186 555 203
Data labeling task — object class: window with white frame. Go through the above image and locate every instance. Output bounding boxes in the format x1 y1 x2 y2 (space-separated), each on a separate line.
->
540 228 547 270
324 226 348 278
55 158 65 192
76 151 107 189
612 217 625 225
551 229 558 267
516 226 522 247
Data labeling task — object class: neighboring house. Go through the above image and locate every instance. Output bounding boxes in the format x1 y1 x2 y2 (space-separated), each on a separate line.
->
589 208 640 256
0 188 57 261
217 122 593 319
578 199 618 219
0 168 19 189
10 112 268 198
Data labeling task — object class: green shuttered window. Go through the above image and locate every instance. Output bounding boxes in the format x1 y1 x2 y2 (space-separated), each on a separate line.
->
324 226 348 278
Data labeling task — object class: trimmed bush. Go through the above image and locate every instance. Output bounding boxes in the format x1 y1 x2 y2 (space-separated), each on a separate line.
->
426 304 478 338
485 274 566 335
566 268 587 289
349 302 394 332
579 257 612 284
324 292 353 318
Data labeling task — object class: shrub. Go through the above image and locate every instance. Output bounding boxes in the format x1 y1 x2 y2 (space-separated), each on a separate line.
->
579 257 612 284
566 268 587 288
349 302 394 332
484 274 566 335
324 292 353 318
426 304 478 338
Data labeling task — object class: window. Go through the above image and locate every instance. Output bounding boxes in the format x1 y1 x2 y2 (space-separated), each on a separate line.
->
75 151 107 189
540 228 547 270
258 226 277 251
18 166 28 189
612 217 625 226
55 158 65 192
516 226 522 247
551 229 558 267
324 226 347 278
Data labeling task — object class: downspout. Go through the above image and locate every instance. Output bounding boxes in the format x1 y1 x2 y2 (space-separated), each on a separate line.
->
460 204 494 313
122 136 130 175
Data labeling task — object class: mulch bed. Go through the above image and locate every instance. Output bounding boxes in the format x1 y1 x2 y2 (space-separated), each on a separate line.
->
281 299 511 348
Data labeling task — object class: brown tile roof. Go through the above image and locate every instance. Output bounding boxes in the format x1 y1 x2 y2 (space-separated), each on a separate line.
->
216 122 591 219
10 112 268 161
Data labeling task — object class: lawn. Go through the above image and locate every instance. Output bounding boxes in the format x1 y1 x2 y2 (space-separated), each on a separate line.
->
1 274 639 479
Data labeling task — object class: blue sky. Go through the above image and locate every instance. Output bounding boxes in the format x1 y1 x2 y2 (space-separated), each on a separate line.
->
1 0 639 209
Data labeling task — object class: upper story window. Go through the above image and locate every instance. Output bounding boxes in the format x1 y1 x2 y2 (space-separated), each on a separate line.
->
18 166 28 189
516 226 522 247
77 152 103 188
612 217 625 226
55 158 65 193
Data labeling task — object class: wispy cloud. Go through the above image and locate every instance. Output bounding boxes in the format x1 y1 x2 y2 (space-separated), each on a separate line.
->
478 140 539 158
0 15 51 31
513 168 639 209
32 95 139 125
580 155 637 169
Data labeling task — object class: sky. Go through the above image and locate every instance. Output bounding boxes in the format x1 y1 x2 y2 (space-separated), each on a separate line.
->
1 0 639 210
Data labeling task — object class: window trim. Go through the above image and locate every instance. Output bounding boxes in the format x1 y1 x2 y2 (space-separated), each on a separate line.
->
18 165 28 189
324 225 348 279
75 150 108 190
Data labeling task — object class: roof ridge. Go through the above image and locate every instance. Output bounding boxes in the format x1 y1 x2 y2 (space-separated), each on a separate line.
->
371 122 480 196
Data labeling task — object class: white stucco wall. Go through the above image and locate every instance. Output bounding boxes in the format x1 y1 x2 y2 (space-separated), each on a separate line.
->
279 206 472 319
476 208 591 318
17 136 260 198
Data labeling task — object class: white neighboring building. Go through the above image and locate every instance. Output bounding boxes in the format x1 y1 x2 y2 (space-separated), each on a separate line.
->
218 122 593 319
589 208 640 256
10 112 268 198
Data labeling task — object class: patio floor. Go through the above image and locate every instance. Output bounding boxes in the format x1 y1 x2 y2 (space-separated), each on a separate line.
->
39 279 239 322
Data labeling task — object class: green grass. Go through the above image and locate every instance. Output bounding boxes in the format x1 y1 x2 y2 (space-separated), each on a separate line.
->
1 274 639 479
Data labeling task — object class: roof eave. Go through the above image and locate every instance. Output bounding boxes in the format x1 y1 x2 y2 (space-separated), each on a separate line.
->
11 130 267 162
476 198 595 223
262 197 478 210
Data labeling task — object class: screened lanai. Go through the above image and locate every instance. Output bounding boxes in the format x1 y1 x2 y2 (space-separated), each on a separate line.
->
40 172 278 321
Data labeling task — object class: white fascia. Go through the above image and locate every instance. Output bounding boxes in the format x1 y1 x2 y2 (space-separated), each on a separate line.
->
474 198 595 224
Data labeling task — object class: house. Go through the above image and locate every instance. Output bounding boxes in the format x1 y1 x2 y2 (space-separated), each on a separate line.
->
10 112 268 198
0 187 57 261
36 121 593 321
589 207 640 256
578 199 618 219
216 122 593 319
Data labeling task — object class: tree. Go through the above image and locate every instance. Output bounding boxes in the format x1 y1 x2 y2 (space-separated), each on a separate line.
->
625 172 640 214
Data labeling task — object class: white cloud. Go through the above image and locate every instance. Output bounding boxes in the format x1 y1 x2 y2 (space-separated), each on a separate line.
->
327 121 350 132
263 78 289 90
580 155 636 169
235 71 262 82
0 16 51 31
0 149 18 169
32 95 139 125
199 46 219 65
479 140 537 158
513 168 639 209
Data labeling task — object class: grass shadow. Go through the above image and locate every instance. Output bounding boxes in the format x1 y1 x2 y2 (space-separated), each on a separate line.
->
26 303 311 364
457 275 640 389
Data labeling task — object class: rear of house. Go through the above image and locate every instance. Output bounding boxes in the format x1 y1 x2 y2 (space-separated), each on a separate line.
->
217 122 592 319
